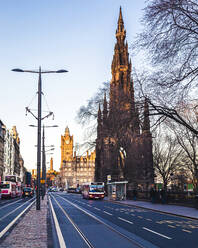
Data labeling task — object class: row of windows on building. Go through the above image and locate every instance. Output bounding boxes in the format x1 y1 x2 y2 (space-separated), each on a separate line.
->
68 178 93 183
62 163 95 168
64 168 94 171
65 172 93 176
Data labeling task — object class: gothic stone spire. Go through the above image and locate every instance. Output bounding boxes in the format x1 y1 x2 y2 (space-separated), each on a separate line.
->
97 104 102 138
103 92 108 120
110 7 132 113
116 6 126 42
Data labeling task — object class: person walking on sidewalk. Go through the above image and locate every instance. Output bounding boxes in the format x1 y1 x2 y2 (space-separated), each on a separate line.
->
150 187 156 203
160 188 166 204
133 189 137 201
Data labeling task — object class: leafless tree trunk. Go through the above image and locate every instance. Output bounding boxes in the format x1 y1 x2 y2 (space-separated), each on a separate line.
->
153 128 183 191
167 106 198 192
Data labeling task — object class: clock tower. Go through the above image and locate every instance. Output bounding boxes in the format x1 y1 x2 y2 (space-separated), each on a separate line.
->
60 126 96 188
61 126 73 167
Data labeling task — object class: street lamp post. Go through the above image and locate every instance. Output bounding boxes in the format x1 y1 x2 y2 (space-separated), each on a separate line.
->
42 125 45 199
31 124 57 199
12 67 68 210
42 126 57 199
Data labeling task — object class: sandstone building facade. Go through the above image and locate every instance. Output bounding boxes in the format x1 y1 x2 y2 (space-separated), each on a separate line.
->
60 127 95 188
95 8 154 190
3 125 26 183
0 120 5 181
46 157 58 187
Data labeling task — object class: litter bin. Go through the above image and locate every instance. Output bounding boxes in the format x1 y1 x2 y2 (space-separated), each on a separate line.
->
194 195 198 209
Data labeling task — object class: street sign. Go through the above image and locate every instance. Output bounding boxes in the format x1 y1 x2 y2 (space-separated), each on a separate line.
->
40 179 45 184
107 175 111 182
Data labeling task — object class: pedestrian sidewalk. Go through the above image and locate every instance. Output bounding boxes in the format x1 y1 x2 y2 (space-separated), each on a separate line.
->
1 196 48 248
114 199 198 220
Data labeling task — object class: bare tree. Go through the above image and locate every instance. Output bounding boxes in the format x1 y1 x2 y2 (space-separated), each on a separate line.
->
75 82 109 152
76 82 109 126
167 105 198 192
132 0 198 135
147 98 198 135
136 0 198 95
169 167 190 191
153 129 183 191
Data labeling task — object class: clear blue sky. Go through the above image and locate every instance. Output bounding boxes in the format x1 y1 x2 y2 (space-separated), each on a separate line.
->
0 0 146 171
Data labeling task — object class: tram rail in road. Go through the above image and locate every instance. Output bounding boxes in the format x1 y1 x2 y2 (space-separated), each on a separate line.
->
50 193 198 248
49 193 149 248
0 198 24 211
0 197 22 207
0 197 35 240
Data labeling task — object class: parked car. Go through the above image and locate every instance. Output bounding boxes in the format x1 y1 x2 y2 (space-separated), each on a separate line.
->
67 187 76 193
52 187 58 192
22 187 34 198
48 187 58 192
48 188 53 192
75 187 81 194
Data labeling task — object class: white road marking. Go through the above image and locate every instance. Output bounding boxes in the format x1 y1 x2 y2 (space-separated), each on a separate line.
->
103 211 113 216
146 218 152 221
94 207 100 211
143 227 172 239
188 225 197 229
118 217 133 224
168 225 176 228
49 197 67 248
0 199 35 238
138 216 143 219
57 196 139 245
182 229 192 233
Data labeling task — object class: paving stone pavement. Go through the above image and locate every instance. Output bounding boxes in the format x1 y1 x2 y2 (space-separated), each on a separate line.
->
0 196 48 248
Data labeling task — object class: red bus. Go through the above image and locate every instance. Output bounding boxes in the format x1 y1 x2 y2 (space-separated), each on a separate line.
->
82 182 105 200
1 181 17 198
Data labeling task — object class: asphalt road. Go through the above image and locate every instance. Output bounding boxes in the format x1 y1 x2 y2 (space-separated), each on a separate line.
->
49 192 198 248
0 196 35 241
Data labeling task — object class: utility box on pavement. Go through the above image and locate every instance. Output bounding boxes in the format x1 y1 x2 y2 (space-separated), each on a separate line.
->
107 181 128 201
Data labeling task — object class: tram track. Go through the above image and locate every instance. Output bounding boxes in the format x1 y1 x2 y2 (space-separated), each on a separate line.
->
0 197 36 239
0 197 35 222
50 194 94 248
0 197 20 206
0 198 24 210
50 193 147 248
